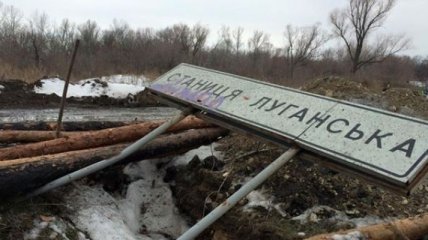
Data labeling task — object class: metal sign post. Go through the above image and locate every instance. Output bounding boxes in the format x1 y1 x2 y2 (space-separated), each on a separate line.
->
178 146 300 240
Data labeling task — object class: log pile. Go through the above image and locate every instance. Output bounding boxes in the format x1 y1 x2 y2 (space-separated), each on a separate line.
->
0 116 228 197
306 213 428 240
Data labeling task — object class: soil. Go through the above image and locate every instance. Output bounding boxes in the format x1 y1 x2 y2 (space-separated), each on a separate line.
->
0 76 427 239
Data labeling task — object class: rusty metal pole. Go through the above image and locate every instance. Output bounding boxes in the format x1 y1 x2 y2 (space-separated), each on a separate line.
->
56 39 80 138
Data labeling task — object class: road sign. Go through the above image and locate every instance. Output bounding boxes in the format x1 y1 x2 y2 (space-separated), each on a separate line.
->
148 63 428 193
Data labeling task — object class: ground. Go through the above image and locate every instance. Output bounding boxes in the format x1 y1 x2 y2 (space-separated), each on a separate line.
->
0 76 427 239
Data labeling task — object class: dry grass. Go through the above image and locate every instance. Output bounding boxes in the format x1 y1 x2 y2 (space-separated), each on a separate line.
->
0 62 48 84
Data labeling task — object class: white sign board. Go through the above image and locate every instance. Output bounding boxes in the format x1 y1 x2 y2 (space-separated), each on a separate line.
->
149 64 428 192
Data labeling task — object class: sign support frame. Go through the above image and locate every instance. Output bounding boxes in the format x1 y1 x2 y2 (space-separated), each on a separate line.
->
177 146 300 240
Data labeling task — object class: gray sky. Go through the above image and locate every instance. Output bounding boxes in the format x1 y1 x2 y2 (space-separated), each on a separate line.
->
3 0 427 56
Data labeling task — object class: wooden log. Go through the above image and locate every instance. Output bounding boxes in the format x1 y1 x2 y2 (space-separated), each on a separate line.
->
0 130 78 143
0 127 228 197
0 121 138 131
0 116 212 160
306 213 428 240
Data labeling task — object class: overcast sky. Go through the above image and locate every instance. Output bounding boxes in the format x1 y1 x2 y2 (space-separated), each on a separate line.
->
2 0 427 56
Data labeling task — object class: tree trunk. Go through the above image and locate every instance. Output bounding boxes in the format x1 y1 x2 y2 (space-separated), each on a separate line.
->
0 127 228 197
306 212 428 240
0 116 212 160
32 38 40 69
0 121 138 131
0 130 79 143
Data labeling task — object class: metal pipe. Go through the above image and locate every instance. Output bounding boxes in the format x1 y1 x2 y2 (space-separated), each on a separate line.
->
177 146 300 240
26 108 193 199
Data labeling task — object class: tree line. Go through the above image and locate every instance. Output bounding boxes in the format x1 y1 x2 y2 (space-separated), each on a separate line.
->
0 0 427 87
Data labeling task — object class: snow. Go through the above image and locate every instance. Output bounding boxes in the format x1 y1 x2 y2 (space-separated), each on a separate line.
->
292 205 387 228
65 175 187 240
0 84 4 94
100 75 146 86
332 231 364 240
24 220 49 239
170 143 222 166
243 190 287 217
24 216 81 240
62 143 220 240
408 80 426 88
33 75 146 99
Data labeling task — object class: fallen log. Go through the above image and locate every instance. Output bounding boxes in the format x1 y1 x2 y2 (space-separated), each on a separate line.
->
0 116 212 160
0 121 138 131
0 130 78 143
306 213 428 240
0 127 228 197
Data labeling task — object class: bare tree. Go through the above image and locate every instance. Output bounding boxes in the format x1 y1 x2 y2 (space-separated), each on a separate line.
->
190 23 209 62
214 25 232 53
0 4 22 40
78 20 100 52
172 24 192 56
248 30 270 54
232 27 244 54
247 30 271 75
55 19 76 54
330 0 409 74
28 12 50 68
284 24 327 79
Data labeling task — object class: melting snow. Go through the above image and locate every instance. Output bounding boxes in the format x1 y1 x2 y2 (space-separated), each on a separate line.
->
408 80 426 88
244 190 287 217
63 143 219 240
34 75 146 99
24 216 83 240
292 205 387 228
332 231 364 240
100 75 146 86
170 143 222 166
65 162 188 240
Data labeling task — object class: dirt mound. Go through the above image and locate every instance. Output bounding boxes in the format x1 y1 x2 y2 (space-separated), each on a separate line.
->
0 79 161 109
381 87 428 119
303 77 428 119
302 77 374 100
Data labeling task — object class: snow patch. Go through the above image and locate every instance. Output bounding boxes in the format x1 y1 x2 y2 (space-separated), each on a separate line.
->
244 190 287 217
65 159 189 240
66 185 151 240
24 220 49 239
24 216 80 240
332 231 364 240
121 160 189 238
171 143 222 166
63 144 224 240
292 205 386 228
100 75 147 86
408 80 426 88
34 75 146 99
0 84 4 94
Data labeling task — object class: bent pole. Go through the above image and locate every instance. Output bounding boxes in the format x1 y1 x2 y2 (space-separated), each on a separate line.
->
26 108 193 199
177 145 300 240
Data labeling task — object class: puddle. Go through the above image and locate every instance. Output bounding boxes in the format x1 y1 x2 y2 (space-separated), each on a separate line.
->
0 107 179 123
